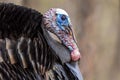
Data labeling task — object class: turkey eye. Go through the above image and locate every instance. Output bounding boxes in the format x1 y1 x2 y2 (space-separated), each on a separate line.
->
61 15 66 20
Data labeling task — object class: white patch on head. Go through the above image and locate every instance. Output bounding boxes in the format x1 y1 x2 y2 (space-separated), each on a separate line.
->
56 8 69 16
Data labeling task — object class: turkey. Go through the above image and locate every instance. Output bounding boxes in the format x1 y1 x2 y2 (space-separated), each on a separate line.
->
0 3 83 80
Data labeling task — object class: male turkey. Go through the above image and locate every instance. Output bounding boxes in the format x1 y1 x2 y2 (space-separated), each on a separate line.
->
0 3 83 80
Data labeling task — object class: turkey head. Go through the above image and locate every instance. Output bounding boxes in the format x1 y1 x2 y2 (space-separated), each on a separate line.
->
43 8 81 62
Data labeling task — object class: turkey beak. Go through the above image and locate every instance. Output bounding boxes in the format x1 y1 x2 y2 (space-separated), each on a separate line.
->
65 62 83 80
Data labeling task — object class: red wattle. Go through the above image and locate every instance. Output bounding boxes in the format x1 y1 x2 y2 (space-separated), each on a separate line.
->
71 49 81 61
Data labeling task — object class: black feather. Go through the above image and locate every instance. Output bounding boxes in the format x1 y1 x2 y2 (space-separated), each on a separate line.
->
0 3 81 80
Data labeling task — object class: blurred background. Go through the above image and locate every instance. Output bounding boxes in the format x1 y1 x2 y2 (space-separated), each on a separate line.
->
0 0 119 80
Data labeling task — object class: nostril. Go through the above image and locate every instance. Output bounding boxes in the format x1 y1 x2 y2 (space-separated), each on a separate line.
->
65 29 70 34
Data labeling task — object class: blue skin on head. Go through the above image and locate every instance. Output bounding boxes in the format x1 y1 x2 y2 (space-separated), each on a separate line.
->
56 14 74 51
56 14 70 30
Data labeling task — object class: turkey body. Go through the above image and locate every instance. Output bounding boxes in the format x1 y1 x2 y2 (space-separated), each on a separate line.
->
0 3 83 80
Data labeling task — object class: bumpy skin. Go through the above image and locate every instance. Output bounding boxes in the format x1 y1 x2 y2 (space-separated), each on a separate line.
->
43 8 81 61
0 3 81 80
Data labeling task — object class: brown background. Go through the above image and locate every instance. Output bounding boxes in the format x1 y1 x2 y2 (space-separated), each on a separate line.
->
0 0 119 80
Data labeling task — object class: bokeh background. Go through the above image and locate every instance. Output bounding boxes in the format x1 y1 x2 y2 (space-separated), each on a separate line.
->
0 0 119 80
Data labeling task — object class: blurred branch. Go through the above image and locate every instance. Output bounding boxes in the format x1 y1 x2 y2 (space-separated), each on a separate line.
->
0 0 23 5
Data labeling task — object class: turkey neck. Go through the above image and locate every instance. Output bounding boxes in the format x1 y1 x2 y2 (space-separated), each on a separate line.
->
41 23 71 63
